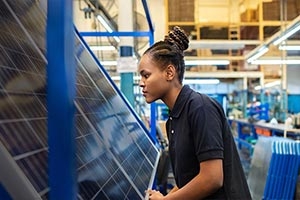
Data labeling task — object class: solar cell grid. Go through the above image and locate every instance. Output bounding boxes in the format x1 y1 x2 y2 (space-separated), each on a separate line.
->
0 68 20 88
16 151 48 193
27 118 48 147
0 33 22 53
4 1 47 52
11 95 46 118
75 43 158 199
0 122 38 156
0 93 24 120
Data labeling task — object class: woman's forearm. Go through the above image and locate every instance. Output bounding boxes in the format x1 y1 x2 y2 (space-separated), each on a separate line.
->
166 185 178 195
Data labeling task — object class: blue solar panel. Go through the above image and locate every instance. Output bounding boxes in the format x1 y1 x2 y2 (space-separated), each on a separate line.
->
0 0 159 199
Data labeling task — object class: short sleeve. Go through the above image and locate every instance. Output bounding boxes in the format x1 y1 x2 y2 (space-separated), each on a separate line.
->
189 99 224 162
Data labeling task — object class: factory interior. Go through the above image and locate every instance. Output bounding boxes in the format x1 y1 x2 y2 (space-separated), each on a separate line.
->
1 0 300 199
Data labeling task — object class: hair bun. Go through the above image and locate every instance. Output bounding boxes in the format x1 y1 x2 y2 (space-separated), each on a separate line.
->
164 26 189 52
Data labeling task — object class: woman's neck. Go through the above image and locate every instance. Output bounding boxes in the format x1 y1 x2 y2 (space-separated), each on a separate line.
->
162 84 183 111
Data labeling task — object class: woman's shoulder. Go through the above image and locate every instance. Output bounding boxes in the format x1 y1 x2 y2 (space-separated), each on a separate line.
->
188 90 225 115
188 89 212 105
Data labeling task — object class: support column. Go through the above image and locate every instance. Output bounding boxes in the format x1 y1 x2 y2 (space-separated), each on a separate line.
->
279 0 288 121
260 74 265 104
47 0 77 199
242 77 248 118
281 61 288 121
118 0 135 107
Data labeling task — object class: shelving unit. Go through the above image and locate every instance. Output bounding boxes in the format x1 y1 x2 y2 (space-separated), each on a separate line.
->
163 0 300 120
164 0 299 76
229 118 300 144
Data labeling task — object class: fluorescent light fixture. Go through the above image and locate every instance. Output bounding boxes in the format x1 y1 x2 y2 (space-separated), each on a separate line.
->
188 40 261 50
90 46 116 51
247 46 269 63
111 76 220 85
273 23 300 45
96 14 120 43
96 15 113 32
185 60 229 66
255 80 281 90
183 79 220 85
246 16 300 64
111 76 141 81
278 45 300 51
101 61 117 66
251 59 300 65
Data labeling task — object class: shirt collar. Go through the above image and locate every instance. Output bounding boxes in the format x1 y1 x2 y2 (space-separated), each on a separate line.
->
169 85 193 118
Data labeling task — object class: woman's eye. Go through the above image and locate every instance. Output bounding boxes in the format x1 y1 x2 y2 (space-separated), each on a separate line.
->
143 74 150 78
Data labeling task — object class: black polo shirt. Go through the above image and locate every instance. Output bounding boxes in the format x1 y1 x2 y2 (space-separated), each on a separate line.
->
166 85 251 199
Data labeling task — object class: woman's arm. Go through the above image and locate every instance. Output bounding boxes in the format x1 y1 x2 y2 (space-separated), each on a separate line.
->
164 159 223 200
166 185 179 195
146 159 223 200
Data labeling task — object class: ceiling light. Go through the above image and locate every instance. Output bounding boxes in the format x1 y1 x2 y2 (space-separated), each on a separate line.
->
89 46 116 51
273 23 300 46
245 16 300 63
188 40 260 50
183 79 220 85
101 61 117 66
278 45 300 51
102 59 231 67
250 59 300 65
185 60 229 66
255 80 281 90
247 46 269 63
96 14 120 43
111 76 141 81
96 15 113 32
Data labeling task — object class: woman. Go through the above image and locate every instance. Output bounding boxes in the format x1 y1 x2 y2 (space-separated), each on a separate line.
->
138 26 251 199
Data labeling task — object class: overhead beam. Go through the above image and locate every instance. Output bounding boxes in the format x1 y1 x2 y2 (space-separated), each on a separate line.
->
189 39 260 49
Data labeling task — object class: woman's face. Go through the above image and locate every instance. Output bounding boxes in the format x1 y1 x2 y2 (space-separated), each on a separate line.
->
138 54 170 103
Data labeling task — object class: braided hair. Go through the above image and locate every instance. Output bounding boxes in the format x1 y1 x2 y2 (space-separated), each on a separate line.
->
143 26 189 83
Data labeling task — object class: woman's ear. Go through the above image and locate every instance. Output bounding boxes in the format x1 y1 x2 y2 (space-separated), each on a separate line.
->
165 64 176 81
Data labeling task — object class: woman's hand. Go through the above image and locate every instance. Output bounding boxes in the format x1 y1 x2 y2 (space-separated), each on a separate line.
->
146 189 165 200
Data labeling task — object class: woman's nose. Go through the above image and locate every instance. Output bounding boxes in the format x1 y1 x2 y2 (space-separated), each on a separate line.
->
139 79 145 87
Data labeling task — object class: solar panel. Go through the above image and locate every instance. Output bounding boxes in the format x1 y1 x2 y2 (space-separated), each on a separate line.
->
0 0 159 199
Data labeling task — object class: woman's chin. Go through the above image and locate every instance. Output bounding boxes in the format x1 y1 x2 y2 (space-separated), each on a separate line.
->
145 97 155 104
145 99 153 104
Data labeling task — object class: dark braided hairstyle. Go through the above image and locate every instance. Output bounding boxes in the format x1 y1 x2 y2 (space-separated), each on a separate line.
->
143 26 189 83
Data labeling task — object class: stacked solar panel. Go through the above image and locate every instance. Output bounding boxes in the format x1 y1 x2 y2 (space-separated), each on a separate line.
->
248 136 300 200
263 140 300 199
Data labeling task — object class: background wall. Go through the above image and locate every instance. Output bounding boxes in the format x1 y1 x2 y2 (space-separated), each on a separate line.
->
287 66 300 94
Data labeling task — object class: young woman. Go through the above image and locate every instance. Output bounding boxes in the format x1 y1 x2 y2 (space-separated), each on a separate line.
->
139 26 251 199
